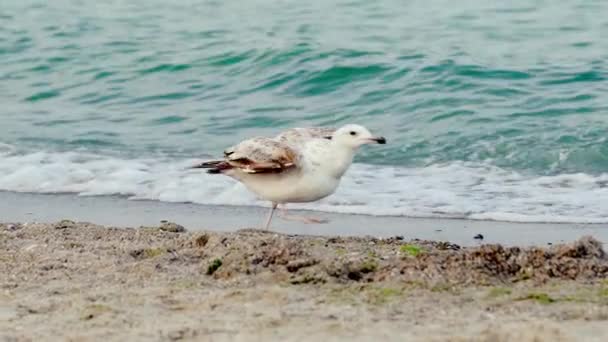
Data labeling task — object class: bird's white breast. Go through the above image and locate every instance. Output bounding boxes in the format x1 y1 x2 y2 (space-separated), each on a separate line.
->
227 140 355 203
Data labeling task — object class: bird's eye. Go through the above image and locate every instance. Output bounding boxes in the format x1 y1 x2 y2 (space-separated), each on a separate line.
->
349 131 357 136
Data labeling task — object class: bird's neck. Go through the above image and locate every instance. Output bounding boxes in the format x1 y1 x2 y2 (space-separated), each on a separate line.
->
325 143 356 179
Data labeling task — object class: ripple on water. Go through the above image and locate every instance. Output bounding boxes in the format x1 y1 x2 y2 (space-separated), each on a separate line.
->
138 64 192 74
539 70 606 85
93 71 116 80
78 93 123 106
206 51 256 67
149 115 189 125
430 110 476 123
129 92 195 104
24 90 61 102
289 65 391 96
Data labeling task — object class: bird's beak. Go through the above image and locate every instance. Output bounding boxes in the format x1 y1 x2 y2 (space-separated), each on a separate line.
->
368 137 386 144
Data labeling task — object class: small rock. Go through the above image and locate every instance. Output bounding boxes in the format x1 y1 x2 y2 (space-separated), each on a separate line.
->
6 223 23 231
159 221 186 233
54 219 77 229
474 234 484 240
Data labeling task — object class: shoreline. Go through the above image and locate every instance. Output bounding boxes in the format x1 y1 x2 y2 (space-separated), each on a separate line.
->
1 220 608 341
1 191 607 247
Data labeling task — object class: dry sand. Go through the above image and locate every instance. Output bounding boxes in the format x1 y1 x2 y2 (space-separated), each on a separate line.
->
1 220 608 341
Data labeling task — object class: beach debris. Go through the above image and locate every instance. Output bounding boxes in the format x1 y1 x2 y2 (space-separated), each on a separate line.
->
328 258 379 281
4 222 608 291
159 221 186 233
474 234 484 240
129 247 167 259
17 302 57 315
380 236 406 244
80 304 112 321
193 234 209 248
434 241 461 250
167 328 196 341
554 235 605 259
327 237 344 244
516 292 556 305
289 273 326 284
486 287 513 298
54 219 77 229
23 244 39 252
250 239 306 267
286 258 318 272
207 258 223 275
400 244 423 257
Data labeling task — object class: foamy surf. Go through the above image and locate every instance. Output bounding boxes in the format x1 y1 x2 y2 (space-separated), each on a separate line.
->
1 146 607 224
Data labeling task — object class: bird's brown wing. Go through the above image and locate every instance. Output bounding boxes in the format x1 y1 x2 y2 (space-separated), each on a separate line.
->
222 137 300 174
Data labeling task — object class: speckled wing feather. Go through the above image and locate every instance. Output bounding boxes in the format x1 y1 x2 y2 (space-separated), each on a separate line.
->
193 127 334 174
222 137 300 174
274 127 335 146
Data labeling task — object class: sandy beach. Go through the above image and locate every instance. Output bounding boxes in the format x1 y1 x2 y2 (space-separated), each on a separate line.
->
2 215 608 341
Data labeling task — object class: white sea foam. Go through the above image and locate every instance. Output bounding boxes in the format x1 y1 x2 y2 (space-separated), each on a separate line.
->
1 147 607 223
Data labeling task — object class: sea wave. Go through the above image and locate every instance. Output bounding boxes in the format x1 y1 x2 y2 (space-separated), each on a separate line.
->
1 146 607 224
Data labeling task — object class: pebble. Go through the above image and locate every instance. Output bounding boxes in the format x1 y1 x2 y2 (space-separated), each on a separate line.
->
6 223 23 231
54 220 77 229
159 221 186 233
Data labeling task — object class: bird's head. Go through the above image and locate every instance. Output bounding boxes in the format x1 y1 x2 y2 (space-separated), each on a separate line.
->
331 124 386 149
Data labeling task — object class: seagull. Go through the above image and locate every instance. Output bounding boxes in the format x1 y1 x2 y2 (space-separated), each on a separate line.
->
192 124 386 229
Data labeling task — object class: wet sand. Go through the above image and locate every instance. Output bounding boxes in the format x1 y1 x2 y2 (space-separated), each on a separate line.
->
1 191 607 247
1 218 608 341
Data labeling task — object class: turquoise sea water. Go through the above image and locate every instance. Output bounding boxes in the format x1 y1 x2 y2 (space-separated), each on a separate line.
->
1 0 608 222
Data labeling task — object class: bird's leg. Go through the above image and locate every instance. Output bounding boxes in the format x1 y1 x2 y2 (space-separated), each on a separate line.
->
278 204 329 224
263 202 278 230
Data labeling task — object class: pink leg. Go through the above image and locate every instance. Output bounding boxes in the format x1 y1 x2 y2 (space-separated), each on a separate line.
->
263 202 278 230
278 204 328 224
